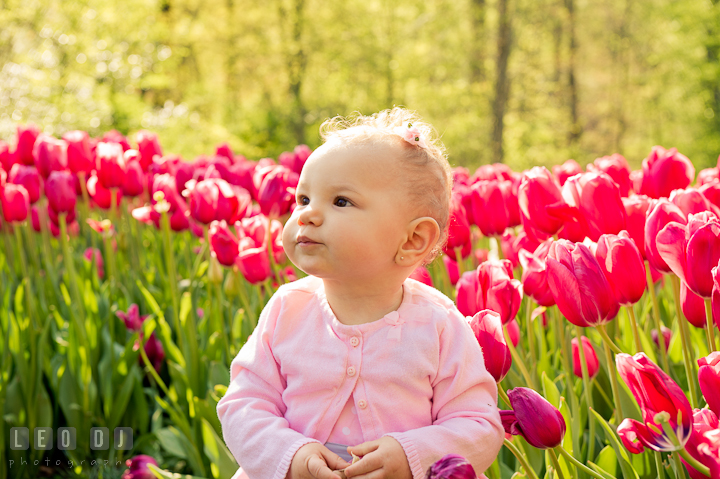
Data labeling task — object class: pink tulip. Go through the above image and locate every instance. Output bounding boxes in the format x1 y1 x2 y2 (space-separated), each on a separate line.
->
468 310 512 382
518 166 566 239
595 231 646 305
63 130 94 174
700 181 720 211
546 239 619 327
652 326 672 352
506 318 520 347
0 141 13 172
622 194 653 258
681 409 720 479
209 220 240 267
45 170 77 215
444 195 472 260
102 130 131 151
471 163 516 183
236 245 271 284
117 304 150 332
456 271 480 317
469 180 513 236
278 144 312 175
639 146 695 199
409 266 433 287
657 212 720 298
122 454 159 479
256 165 298 217
83 247 104 278
138 331 165 373
681 280 709 328
33 134 68 179
501 227 541 269
552 159 582 186
16 124 40 165
443 255 460 286
123 157 145 197
572 336 599 378
698 352 720 417
1 184 30 223
136 130 163 171
616 352 692 451
698 167 719 186
670 187 720 217
8 164 41 204
474 260 523 324
237 215 285 264
96 141 127 189
518 240 555 307
645 199 687 274
588 153 632 197
87 174 123 210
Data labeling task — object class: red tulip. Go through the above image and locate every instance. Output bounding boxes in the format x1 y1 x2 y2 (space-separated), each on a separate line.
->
546 239 619 326
45 170 77 215
83 247 105 278
698 352 720 417
237 215 285 264
506 318 520 347
0 141 13 172
122 454 159 479
549 172 627 242
518 167 566 239
617 418 650 454
552 159 582 186
471 163 516 183
139 331 165 373
622 194 653 258
645 198 687 274
639 146 695 199
681 409 720 479
681 280 709 328
698 167 719 186
469 180 512 236
409 266 433 287
96 141 127 189
501 387 566 449
33 134 68 179
16 124 40 165
444 195 472 260
470 260 523 324
595 231 646 305
652 326 672 352
278 144 312 175
501 227 541 269
424 454 477 479
700 181 720 211
657 212 720 298
123 157 145 197
588 153 632 197
209 220 240 267
1 184 30 223
136 130 163 171
87 174 123 210
518 241 555 307
468 310 512 382
616 352 693 451
572 336 599 378
103 130 131 151
8 164 41 204
63 130 94 174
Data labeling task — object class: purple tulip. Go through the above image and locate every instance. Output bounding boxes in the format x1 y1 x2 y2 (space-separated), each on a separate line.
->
424 454 477 479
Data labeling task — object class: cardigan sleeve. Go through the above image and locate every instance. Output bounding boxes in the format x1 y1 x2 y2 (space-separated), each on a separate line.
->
216 290 321 479
383 309 504 479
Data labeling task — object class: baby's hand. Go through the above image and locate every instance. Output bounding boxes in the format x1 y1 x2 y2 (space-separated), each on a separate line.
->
343 437 412 479
286 443 351 479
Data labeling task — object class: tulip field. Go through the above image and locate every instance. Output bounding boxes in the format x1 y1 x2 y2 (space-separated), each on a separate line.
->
3 126 720 479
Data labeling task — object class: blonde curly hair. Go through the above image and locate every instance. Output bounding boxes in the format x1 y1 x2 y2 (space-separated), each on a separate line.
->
319 107 453 265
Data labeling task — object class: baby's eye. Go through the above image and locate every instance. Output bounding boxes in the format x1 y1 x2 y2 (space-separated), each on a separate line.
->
297 195 309 205
334 196 352 207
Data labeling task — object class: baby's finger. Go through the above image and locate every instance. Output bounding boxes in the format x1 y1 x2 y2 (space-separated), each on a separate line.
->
342 451 382 478
307 454 339 479
319 449 351 471
348 440 379 457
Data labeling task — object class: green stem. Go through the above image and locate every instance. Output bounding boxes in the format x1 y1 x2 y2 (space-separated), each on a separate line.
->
704 299 716 352
574 326 595 462
548 448 565 479
503 439 540 479
454 246 465 277
646 261 671 372
235 268 257 332
679 447 710 477
673 451 688 479
597 323 624 423
497 384 511 408
14 224 35 329
526 298 537 367
504 324 537 389
595 323 623 354
555 446 607 479
670 275 699 408
59 214 86 324
655 451 665 479
627 305 643 353
161 210 182 351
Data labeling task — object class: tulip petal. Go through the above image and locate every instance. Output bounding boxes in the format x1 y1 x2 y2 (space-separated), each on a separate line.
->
656 222 689 283
547 257 589 327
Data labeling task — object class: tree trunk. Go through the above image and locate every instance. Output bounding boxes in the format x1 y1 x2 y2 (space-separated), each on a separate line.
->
492 0 512 163
566 0 581 146
279 0 307 145
470 0 486 83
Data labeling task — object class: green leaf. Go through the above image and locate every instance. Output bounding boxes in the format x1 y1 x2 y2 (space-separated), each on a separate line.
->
155 426 206 476
201 418 238 479
587 461 617 479
591 409 640 479
147 463 210 479
180 292 192 327
138 280 165 319
593 445 617 477
108 366 141 430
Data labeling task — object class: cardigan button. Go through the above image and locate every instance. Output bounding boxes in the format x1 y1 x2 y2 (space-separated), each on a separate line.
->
347 366 356 377
358 399 367 409
350 337 359 347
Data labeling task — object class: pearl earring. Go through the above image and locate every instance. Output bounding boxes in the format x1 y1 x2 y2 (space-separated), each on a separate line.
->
400 256 404 260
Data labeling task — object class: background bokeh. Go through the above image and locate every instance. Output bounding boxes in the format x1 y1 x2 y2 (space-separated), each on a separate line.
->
2 0 720 170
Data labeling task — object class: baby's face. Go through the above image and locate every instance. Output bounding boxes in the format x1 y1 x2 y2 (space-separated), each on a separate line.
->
282 141 414 282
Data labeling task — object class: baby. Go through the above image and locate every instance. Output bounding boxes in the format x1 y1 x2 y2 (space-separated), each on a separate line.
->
216 107 504 479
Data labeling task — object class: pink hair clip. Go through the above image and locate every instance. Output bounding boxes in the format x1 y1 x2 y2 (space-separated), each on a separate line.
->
394 121 428 149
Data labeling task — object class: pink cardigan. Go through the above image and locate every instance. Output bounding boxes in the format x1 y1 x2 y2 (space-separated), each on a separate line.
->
216 275 504 479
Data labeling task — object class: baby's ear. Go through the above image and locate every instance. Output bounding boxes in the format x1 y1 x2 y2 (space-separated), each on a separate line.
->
398 217 440 264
